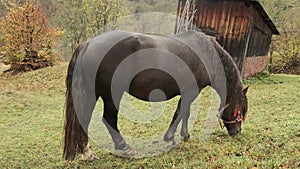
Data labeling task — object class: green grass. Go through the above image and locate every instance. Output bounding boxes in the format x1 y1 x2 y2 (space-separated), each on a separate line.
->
0 63 299 168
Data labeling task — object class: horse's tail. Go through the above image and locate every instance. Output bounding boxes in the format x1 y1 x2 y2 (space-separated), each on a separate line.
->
63 42 89 161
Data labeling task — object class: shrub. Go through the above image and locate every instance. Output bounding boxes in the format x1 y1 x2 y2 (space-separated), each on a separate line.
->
269 31 300 74
0 0 63 72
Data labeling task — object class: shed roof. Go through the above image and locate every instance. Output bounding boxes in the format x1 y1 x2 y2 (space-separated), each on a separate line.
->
249 0 280 35
206 0 280 34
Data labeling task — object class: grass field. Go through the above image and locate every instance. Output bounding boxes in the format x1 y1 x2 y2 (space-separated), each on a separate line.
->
0 63 299 168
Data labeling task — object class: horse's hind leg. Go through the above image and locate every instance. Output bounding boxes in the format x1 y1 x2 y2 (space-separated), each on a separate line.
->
102 98 136 156
80 97 99 161
82 143 98 161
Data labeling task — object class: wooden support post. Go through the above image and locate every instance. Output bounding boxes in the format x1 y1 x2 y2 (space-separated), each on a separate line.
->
241 5 253 76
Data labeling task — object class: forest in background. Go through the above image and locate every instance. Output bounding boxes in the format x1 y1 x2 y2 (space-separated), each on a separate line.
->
259 0 300 73
0 0 299 73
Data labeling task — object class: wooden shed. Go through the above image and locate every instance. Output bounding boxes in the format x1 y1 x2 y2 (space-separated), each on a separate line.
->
176 0 279 77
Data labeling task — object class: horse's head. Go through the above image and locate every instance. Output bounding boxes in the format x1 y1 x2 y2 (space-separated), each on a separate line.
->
219 86 249 136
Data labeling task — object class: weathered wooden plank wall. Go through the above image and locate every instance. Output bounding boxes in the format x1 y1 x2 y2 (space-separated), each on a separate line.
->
193 1 252 70
177 0 279 77
246 4 273 58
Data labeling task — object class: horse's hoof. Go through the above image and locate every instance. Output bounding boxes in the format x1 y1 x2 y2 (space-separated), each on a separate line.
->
165 140 178 149
82 144 98 161
181 133 191 142
82 154 98 161
122 144 137 157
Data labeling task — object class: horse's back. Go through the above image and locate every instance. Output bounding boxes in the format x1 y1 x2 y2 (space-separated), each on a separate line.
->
85 30 214 100
90 31 181 99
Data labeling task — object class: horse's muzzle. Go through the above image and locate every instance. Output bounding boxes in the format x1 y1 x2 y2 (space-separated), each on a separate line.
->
228 128 242 136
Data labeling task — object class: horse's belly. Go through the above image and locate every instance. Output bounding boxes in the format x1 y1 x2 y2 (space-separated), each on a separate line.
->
128 69 180 102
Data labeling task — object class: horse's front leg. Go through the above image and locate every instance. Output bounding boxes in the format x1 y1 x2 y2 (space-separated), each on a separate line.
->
164 98 192 146
180 108 191 142
164 99 181 146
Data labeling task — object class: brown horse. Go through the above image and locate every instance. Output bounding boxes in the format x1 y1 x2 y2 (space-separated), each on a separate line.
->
63 30 248 161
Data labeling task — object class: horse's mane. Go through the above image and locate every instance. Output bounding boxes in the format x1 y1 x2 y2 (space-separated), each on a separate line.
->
206 35 248 121
206 36 244 102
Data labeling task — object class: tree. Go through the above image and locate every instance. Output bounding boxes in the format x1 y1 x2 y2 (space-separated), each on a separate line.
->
175 0 196 34
86 0 126 34
53 0 127 53
0 0 63 72
38 0 59 18
52 0 88 53
260 0 300 73
271 31 299 73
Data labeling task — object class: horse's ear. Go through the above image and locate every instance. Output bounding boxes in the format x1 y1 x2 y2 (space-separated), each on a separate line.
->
243 86 249 95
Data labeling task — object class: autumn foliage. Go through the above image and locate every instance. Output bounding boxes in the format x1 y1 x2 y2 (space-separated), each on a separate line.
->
0 1 63 72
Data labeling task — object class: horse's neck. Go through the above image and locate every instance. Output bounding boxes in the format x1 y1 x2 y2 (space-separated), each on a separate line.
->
209 37 243 106
222 58 243 106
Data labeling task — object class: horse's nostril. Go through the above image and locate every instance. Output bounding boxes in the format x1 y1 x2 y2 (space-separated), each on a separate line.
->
228 130 240 136
228 131 236 136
